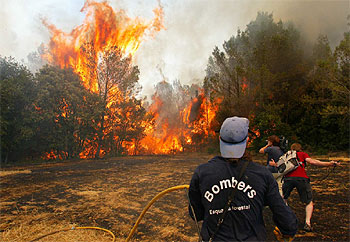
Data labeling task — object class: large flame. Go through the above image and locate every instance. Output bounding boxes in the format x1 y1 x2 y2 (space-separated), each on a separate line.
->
42 0 164 92
136 91 221 154
41 1 221 158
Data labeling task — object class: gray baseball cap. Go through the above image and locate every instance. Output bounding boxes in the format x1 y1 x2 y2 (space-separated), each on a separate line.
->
219 116 249 158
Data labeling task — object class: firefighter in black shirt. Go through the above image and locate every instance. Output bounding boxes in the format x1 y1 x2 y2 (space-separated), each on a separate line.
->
188 116 297 241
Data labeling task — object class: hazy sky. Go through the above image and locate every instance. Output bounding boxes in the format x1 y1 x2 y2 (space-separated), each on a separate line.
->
1 0 349 97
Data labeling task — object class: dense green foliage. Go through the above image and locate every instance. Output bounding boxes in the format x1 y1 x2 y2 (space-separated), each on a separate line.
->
33 65 101 159
204 12 349 152
1 12 348 163
1 57 35 162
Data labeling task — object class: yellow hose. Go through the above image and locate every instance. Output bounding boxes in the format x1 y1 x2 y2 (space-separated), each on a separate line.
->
29 226 116 242
29 184 190 242
76 227 116 242
125 184 189 241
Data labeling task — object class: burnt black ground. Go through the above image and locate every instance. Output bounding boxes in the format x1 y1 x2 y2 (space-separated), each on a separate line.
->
1 154 349 241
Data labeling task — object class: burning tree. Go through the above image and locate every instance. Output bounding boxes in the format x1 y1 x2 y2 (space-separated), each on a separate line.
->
94 46 144 157
33 66 101 159
41 0 165 158
138 81 220 154
40 0 221 157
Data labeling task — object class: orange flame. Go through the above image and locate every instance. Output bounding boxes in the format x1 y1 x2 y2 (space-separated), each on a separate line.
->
41 1 222 158
247 113 260 146
242 77 248 93
138 91 221 154
42 0 164 92
42 150 68 160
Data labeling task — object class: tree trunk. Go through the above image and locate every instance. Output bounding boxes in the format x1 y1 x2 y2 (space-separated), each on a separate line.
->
95 113 105 159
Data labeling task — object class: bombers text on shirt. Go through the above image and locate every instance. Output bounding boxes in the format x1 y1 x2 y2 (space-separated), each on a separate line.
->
204 176 257 202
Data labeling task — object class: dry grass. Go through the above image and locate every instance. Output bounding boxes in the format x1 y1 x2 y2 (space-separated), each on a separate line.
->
0 210 115 242
0 154 349 241
0 170 31 177
1 223 115 242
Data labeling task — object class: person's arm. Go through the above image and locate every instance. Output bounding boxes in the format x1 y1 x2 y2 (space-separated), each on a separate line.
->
259 141 272 154
305 157 338 167
188 168 204 221
269 159 277 167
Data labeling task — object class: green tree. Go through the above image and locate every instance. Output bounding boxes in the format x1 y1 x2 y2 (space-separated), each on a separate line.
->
297 35 335 148
205 12 307 143
332 32 350 113
0 57 36 162
300 33 350 151
33 65 101 159
331 32 350 150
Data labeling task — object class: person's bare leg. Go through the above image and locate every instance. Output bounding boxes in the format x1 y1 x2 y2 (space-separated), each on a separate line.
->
305 201 313 225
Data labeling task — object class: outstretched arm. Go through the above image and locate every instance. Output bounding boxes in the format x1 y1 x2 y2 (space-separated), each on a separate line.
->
305 158 338 167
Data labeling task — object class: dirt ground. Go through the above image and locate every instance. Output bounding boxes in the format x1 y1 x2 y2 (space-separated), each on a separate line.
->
0 153 349 242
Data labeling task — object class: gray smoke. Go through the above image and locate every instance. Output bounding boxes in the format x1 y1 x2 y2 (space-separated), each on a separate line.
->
1 0 348 98
134 0 349 97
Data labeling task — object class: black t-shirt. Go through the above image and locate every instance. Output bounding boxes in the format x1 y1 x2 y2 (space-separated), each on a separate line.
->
264 146 284 165
188 156 297 241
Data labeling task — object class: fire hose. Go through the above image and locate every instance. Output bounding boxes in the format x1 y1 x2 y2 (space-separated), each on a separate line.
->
29 185 190 242
29 226 116 242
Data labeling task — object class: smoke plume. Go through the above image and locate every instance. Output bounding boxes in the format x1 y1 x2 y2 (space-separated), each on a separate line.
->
1 0 348 97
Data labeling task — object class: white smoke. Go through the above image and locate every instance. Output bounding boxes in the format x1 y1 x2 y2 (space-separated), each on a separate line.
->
1 0 348 98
